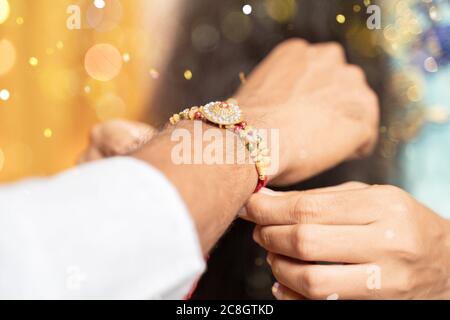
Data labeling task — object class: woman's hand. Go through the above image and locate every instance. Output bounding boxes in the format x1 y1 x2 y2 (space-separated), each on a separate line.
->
235 39 379 185
79 120 155 163
242 183 450 299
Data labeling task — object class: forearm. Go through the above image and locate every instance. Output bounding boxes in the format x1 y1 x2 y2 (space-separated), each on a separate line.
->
134 120 257 254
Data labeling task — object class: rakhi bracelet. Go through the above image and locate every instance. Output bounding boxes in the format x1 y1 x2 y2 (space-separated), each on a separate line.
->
169 100 270 193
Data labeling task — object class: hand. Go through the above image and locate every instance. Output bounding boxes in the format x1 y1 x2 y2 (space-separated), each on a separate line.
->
235 39 379 185
242 183 450 299
79 120 155 163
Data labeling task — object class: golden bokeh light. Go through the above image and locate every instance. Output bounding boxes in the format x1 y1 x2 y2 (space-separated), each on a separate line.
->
43 128 53 139
29 57 39 67
0 39 16 75
265 0 297 24
0 89 10 101
84 43 123 81
0 0 10 24
336 14 346 24
184 69 193 80
87 0 123 32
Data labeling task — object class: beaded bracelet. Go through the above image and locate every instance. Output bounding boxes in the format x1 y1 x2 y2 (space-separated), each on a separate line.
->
169 101 269 193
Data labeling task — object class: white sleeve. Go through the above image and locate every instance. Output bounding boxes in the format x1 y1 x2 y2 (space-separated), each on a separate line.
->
0 157 205 300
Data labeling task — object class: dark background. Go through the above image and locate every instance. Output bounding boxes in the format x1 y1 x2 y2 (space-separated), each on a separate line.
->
149 0 394 299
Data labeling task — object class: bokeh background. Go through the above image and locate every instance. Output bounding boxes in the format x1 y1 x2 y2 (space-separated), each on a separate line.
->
1 0 450 299
0 0 181 181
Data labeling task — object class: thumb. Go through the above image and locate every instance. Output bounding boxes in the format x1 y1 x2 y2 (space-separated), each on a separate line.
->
240 188 298 225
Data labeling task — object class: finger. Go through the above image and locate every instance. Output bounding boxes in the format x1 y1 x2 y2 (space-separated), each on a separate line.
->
239 182 367 220
254 224 375 263
91 120 155 156
308 42 346 65
244 185 380 226
268 254 381 300
272 282 306 300
78 146 104 164
304 181 369 194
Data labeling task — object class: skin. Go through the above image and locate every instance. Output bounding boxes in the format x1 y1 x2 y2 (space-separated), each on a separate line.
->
243 184 450 300
79 39 379 255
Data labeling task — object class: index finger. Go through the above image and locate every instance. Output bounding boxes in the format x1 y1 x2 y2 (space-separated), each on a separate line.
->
242 183 379 226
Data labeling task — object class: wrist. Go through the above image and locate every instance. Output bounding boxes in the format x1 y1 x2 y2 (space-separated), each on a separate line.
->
238 104 292 183
134 119 257 253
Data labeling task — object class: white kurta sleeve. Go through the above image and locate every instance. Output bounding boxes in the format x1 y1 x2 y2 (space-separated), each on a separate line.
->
0 157 205 300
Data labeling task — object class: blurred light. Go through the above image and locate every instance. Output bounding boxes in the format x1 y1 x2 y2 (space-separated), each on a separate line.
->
87 0 123 32
265 0 297 24
353 5 361 12
0 89 10 101
0 39 16 75
242 4 252 15
122 52 130 62
0 148 4 172
184 70 193 80
29 57 39 67
94 0 106 9
424 56 438 73
192 24 220 52
56 41 64 50
254 257 263 266
383 24 398 42
426 106 450 124
429 6 440 21
406 85 422 102
0 0 10 24
364 0 371 6
16 17 24 25
84 85 92 94
43 128 53 138
222 11 252 43
149 68 160 79
336 14 346 24
84 43 123 81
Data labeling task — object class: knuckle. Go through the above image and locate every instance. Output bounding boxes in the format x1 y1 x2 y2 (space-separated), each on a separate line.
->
280 38 308 50
393 272 415 296
259 227 272 247
399 235 423 263
387 186 412 216
373 185 412 217
346 64 366 80
292 195 317 223
293 226 315 260
90 124 103 142
321 42 346 60
301 269 324 299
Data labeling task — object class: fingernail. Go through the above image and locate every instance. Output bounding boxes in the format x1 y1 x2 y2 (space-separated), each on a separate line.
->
266 253 273 266
238 207 247 218
259 188 277 196
272 282 282 299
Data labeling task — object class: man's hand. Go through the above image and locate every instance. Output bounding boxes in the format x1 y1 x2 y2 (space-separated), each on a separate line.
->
79 120 155 163
235 39 379 185
243 184 450 299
